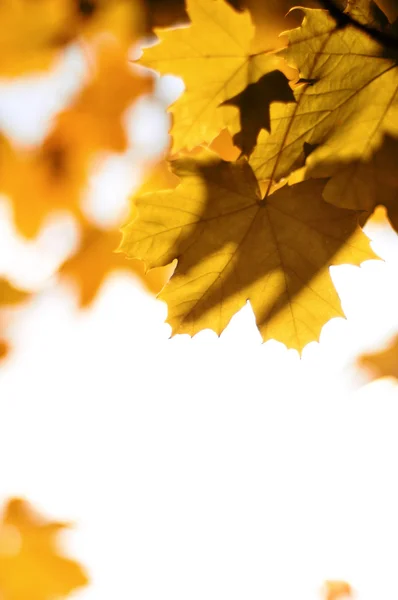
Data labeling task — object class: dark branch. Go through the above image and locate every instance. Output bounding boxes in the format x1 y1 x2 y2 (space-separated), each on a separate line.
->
318 0 398 48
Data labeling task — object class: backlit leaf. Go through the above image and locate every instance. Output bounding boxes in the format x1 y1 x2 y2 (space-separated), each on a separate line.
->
122 151 376 352
139 0 287 152
250 6 398 192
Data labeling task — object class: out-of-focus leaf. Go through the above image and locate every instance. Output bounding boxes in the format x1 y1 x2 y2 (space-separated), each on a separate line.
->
121 150 376 352
324 580 352 600
250 5 398 193
358 335 398 380
0 279 30 361
1 40 153 238
143 0 188 30
0 498 88 600
0 0 143 76
59 225 173 306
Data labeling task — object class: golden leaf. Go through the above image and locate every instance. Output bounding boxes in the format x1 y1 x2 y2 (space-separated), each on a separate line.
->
59 226 173 306
0 498 88 600
139 0 287 152
121 151 376 352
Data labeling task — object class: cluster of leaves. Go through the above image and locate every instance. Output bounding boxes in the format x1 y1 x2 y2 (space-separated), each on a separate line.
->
120 0 398 353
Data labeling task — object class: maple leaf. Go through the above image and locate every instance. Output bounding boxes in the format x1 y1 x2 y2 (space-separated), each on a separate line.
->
321 135 398 231
121 151 376 352
0 279 30 361
59 226 173 306
250 5 398 192
1 41 153 238
0 498 88 600
358 334 398 380
138 0 288 152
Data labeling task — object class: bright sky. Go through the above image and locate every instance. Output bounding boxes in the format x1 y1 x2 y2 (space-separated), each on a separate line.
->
1 38 398 600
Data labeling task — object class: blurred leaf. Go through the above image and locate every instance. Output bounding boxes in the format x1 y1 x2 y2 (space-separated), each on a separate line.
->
0 498 88 600
59 225 173 306
1 40 153 238
358 335 398 380
325 581 352 600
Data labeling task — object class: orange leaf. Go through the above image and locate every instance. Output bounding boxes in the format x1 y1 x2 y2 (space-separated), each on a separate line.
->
59 226 173 307
0 498 88 600
358 335 398 381
0 279 30 361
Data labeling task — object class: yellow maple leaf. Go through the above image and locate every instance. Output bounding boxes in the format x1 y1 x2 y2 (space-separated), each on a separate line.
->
358 334 398 381
0 279 30 361
139 0 286 152
0 498 88 600
59 225 173 306
1 40 153 238
250 6 398 190
121 151 376 352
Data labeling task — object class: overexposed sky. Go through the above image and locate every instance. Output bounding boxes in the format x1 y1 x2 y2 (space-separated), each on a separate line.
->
1 36 398 600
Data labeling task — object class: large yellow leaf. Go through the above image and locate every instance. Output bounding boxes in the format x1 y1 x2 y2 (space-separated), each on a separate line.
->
250 6 398 191
121 151 376 352
139 0 285 152
59 226 173 306
0 498 88 600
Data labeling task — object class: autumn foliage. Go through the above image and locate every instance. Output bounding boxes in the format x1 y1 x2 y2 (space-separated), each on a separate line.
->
1 0 398 596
